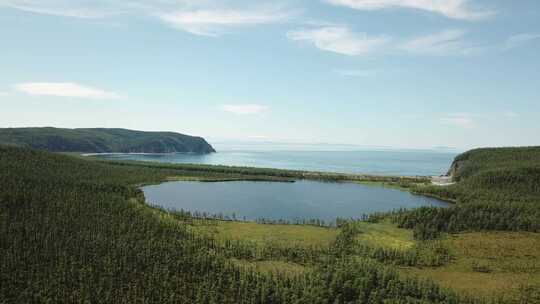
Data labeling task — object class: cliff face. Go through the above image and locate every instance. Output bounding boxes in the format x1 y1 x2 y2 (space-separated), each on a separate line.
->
447 159 468 181
0 127 216 154
446 149 482 182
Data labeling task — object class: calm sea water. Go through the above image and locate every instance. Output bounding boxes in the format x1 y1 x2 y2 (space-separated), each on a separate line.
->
95 149 457 176
142 180 449 222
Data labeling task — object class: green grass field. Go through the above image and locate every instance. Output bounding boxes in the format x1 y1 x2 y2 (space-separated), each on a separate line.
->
190 219 339 248
353 220 415 250
402 231 540 300
184 219 338 277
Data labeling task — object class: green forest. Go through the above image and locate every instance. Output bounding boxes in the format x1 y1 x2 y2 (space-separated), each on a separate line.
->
395 147 540 239
1 145 539 303
0 127 215 154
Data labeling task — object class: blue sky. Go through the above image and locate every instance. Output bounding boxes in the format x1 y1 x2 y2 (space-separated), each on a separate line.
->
0 0 539 149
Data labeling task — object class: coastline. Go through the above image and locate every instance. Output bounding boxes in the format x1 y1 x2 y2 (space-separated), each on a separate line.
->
83 149 456 177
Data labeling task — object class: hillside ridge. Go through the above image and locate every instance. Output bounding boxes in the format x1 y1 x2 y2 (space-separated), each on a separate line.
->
447 146 540 181
0 127 216 154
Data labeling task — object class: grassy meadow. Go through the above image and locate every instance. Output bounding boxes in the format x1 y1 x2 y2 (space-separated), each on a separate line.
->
402 232 540 301
353 220 416 250
191 220 339 248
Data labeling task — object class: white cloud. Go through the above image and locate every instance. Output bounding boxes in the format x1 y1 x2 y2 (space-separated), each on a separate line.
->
503 33 540 51
2 1 296 36
399 29 481 56
440 113 474 128
324 0 494 21
335 69 375 77
290 28 480 57
0 91 10 97
287 26 390 56
220 104 269 115
158 8 293 36
14 82 122 100
1 1 115 18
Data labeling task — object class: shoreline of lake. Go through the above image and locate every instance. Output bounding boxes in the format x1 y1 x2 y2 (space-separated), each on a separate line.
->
142 180 450 224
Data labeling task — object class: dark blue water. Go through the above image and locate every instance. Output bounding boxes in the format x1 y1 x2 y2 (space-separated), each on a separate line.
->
95 149 457 176
142 180 449 223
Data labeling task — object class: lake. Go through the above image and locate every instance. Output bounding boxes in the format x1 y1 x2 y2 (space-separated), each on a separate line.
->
142 180 449 223
95 149 457 176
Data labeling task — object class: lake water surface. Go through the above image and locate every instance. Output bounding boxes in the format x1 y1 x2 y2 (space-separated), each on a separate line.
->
142 180 449 223
96 149 457 176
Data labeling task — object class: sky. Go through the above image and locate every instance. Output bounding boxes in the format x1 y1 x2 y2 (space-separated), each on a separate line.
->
0 0 539 150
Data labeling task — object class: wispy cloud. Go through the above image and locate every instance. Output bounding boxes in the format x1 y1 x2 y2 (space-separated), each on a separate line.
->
158 7 294 36
324 0 494 21
220 104 269 115
289 27 481 57
0 91 10 97
287 26 390 56
399 29 482 56
14 82 122 100
440 113 475 128
1 1 115 18
503 33 540 51
2 1 297 36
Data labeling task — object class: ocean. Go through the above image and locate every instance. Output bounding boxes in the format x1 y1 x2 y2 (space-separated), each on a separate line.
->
93 147 458 176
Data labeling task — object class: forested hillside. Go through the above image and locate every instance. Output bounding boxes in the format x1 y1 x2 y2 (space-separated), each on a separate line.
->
448 146 540 182
391 146 540 239
0 145 476 303
0 127 215 154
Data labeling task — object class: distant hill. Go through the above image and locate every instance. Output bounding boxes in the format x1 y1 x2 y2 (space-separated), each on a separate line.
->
0 127 216 154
